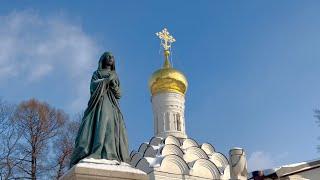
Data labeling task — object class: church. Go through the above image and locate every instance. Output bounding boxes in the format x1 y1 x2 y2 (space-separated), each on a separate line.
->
128 28 248 180
60 28 320 180
61 28 248 180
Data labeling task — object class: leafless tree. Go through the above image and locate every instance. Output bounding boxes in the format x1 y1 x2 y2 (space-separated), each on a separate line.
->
53 113 81 179
11 99 67 180
0 99 83 179
0 124 23 180
0 99 20 180
0 99 13 135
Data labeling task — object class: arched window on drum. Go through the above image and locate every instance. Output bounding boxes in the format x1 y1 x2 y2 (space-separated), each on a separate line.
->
176 113 181 131
165 112 170 131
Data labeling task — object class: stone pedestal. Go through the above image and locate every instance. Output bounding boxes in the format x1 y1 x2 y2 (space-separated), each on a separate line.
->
60 158 148 180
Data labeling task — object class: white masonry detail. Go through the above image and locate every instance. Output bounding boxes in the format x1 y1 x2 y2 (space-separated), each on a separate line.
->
151 92 187 139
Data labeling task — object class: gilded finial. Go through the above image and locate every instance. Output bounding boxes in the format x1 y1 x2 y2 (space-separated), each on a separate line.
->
150 28 188 96
156 28 176 68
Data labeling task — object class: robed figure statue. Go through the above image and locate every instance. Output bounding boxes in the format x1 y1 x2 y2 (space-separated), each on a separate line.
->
70 52 129 168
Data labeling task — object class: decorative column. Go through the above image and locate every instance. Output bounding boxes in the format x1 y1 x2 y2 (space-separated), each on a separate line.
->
229 147 248 180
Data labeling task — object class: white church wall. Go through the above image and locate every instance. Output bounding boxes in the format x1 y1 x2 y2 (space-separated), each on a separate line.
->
151 92 187 138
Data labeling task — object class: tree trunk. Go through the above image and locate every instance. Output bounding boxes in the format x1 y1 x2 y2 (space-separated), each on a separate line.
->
31 148 36 180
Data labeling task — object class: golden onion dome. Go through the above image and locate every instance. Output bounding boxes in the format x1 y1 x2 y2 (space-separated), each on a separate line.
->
149 58 188 96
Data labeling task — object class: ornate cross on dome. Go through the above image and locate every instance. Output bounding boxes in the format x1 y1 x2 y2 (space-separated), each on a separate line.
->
156 28 176 68
156 28 176 51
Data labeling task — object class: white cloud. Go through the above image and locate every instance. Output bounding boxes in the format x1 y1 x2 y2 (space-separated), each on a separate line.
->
0 11 101 111
28 64 53 82
247 151 289 172
248 151 275 171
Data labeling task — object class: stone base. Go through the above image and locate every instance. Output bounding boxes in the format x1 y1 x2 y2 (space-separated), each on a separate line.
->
60 158 148 180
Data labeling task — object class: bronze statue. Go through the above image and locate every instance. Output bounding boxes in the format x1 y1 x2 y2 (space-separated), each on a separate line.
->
70 52 129 168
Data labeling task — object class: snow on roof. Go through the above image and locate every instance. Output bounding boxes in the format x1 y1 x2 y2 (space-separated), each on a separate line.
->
249 158 320 179
77 158 147 174
130 135 230 179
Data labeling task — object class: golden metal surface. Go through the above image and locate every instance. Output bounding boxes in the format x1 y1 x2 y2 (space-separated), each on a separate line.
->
156 28 176 51
149 68 188 96
150 28 187 96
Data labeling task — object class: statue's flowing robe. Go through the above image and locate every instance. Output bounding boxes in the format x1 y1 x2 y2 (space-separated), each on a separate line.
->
70 70 129 167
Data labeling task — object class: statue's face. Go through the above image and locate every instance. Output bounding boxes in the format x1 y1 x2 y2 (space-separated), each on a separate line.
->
106 55 114 66
101 54 114 69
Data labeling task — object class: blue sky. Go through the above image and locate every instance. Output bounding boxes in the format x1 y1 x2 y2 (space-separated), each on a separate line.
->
1 1 320 171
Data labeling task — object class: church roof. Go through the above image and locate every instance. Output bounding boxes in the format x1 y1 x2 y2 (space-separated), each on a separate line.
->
149 66 188 96
129 135 231 179
248 158 320 179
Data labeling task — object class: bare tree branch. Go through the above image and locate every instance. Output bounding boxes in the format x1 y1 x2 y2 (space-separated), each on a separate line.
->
52 112 82 179
11 99 67 180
